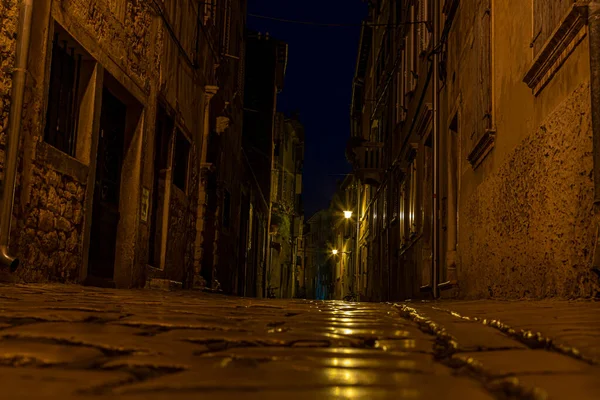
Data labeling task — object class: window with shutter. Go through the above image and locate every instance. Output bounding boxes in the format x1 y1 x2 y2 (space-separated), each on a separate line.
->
408 157 418 234
409 3 418 90
466 0 495 169
418 0 430 53
222 0 231 54
532 0 576 56
399 181 406 244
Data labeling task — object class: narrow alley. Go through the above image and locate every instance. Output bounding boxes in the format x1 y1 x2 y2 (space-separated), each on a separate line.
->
0 283 598 399
1 0 600 398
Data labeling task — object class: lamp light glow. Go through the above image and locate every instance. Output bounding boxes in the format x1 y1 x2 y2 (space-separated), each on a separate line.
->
343 211 353 219
332 249 339 255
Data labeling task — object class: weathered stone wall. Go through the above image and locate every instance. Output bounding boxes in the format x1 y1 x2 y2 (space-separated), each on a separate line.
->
458 83 600 299
59 0 155 91
0 0 18 177
17 162 85 282
164 150 198 287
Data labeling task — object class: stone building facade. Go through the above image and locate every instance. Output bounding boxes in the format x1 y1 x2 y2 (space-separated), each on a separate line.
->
0 0 249 290
329 174 359 300
196 0 249 295
303 209 333 300
242 31 289 298
268 112 305 299
348 0 600 300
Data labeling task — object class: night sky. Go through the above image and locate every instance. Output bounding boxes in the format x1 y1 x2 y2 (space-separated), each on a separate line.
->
246 0 368 218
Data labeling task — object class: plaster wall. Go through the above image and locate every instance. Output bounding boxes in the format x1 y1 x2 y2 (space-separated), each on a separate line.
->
454 0 598 298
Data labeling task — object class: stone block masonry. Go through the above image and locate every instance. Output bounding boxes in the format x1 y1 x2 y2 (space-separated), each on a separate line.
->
16 164 86 283
0 0 18 179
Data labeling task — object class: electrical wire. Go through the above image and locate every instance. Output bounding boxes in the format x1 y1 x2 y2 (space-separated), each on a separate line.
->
248 13 430 28
151 0 197 68
151 0 220 67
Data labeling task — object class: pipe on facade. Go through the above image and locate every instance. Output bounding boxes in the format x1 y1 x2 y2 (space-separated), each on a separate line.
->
0 0 34 272
355 180 360 299
590 2 600 204
431 0 441 299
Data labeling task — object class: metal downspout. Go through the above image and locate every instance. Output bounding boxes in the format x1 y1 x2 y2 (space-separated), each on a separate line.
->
588 2 600 280
431 0 441 298
590 2 600 203
355 180 360 300
0 0 34 272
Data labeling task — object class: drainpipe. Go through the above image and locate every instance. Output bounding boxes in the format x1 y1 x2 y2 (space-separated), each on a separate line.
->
590 2 600 203
355 180 360 299
195 85 218 286
588 2 600 279
0 0 34 272
431 0 441 298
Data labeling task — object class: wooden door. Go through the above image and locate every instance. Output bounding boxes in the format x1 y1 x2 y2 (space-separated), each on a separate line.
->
88 89 126 280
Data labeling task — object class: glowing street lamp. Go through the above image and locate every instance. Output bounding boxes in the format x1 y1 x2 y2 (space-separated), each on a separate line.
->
343 210 353 219
332 249 339 255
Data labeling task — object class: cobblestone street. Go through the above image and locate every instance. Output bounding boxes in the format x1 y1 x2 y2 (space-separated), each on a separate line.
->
0 284 599 399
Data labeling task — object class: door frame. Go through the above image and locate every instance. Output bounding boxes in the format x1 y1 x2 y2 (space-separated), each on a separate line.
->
81 70 146 287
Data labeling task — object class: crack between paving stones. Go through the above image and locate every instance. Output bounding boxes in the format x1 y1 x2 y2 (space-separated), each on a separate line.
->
395 304 549 400
0 334 147 357
117 322 252 333
429 306 598 366
77 365 186 396
116 382 423 395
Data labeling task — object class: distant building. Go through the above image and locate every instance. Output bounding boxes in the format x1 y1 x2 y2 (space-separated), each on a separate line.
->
242 31 288 298
197 0 249 295
329 175 359 300
303 209 333 300
268 113 304 298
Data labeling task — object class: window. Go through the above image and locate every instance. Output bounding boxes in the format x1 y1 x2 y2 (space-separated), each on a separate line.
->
409 3 418 89
44 33 84 157
408 157 418 234
221 0 231 54
532 0 575 56
223 189 231 228
382 187 388 229
396 0 404 26
203 0 217 25
396 52 406 124
399 181 406 244
417 0 431 54
173 130 190 191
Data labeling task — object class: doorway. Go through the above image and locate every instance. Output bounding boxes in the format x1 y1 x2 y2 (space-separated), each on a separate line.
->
237 192 250 296
148 105 172 268
87 88 126 281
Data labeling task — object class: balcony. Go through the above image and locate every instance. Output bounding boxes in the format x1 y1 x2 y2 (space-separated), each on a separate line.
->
354 142 384 186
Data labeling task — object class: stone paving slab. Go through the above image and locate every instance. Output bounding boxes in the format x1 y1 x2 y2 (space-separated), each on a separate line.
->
0 284 497 399
455 349 592 377
424 300 600 361
515 373 600 400
410 307 529 352
406 300 600 399
1 283 599 399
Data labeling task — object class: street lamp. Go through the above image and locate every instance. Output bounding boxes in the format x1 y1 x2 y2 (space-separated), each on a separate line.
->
343 210 353 219
332 249 339 255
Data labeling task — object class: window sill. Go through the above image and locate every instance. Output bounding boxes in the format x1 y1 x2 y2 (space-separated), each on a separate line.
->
171 184 189 203
36 141 88 183
467 129 496 170
523 4 588 96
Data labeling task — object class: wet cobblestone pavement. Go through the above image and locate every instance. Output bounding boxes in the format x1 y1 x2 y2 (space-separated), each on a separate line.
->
0 284 599 399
